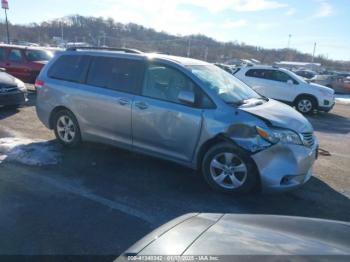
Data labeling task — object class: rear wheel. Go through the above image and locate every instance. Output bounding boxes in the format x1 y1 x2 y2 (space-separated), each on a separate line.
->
202 142 258 194
295 96 316 114
53 110 81 147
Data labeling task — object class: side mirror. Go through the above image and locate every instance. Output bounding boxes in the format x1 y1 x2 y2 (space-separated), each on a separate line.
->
178 90 195 105
287 79 294 85
0 68 6 72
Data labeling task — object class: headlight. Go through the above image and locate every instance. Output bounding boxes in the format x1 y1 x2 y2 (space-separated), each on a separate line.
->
256 126 302 145
14 78 26 91
319 89 331 97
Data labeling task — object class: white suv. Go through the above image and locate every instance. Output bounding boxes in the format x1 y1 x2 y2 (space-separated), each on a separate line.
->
234 65 335 114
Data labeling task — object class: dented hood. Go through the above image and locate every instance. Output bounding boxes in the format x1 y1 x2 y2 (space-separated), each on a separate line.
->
239 99 313 133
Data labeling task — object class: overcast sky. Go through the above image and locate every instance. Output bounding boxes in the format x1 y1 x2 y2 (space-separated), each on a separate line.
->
3 0 350 60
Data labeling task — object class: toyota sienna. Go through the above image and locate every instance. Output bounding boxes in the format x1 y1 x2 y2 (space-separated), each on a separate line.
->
35 47 318 193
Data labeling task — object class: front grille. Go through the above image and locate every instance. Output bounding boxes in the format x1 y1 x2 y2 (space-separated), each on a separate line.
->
302 132 315 147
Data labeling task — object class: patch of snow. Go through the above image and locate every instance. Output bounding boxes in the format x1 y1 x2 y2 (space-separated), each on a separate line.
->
335 94 350 105
0 137 61 166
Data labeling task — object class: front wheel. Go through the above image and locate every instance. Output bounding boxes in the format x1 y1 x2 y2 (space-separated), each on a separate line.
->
53 110 81 147
295 96 316 114
202 142 259 194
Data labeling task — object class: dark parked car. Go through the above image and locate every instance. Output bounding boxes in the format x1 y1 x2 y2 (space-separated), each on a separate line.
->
214 63 235 74
0 68 27 107
294 69 317 79
0 44 53 83
117 213 350 261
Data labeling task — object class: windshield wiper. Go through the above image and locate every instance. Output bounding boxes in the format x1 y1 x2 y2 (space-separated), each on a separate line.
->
226 100 245 106
257 96 269 101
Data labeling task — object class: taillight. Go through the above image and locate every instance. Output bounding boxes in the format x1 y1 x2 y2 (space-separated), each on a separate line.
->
35 79 44 89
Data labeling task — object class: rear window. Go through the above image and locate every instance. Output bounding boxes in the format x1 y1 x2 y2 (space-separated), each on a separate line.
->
86 56 144 93
0 48 5 61
48 55 90 83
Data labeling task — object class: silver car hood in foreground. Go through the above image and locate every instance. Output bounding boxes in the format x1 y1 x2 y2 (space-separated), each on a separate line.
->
119 213 350 258
239 99 313 133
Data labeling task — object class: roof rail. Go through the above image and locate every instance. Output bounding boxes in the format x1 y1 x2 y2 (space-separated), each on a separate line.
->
66 46 143 54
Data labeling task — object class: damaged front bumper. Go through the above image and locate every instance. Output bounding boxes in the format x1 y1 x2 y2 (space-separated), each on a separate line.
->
251 140 318 193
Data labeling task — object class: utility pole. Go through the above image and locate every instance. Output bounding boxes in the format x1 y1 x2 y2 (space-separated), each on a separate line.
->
312 42 317 63
61 20 64 41
204 46 208 61
102 32 106 46
287 34 292 49
2 0 10 44
187 37 191 57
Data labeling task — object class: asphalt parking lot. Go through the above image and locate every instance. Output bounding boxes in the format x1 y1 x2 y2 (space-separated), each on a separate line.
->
0 87 350 255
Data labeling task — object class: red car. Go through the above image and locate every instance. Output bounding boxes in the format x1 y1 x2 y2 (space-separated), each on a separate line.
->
0 44 53 83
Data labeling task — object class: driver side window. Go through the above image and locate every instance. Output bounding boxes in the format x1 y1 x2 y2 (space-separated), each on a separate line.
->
142 63 195 105
271 70 297 84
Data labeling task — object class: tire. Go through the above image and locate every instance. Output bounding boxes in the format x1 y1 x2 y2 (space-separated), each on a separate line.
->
295 96 316 114
53 109 81 147
201 142 259 194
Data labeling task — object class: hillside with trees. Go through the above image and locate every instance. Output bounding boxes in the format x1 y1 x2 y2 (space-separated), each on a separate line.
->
1 15 349 71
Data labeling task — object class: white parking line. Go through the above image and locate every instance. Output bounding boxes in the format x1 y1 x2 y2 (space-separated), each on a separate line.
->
3 166 157 225
0 128 157 224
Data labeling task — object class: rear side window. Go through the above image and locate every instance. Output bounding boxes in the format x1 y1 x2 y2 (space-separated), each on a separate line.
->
9 49 23 62
48 55 90 83
86 56 144 93
245 69 267 78
246 69 296 84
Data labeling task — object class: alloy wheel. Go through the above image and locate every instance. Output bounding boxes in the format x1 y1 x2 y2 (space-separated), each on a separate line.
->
209 152 248 189
297 99 313 113
56 115 76 143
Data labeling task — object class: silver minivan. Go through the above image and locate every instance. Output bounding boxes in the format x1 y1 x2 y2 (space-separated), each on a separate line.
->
35 48 318 193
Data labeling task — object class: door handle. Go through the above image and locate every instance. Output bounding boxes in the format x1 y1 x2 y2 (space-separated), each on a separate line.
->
118 98 130 106
135 101 148 110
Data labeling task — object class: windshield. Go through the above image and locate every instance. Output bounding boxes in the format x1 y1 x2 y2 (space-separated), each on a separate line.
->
187 64 261 104
25 50 53 61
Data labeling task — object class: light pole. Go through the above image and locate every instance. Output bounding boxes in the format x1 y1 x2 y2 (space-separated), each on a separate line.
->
1 0 10 44
187 36 191 57
61 20 64 41
204 46 208 61
312 42 317 63
287 34 292 49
